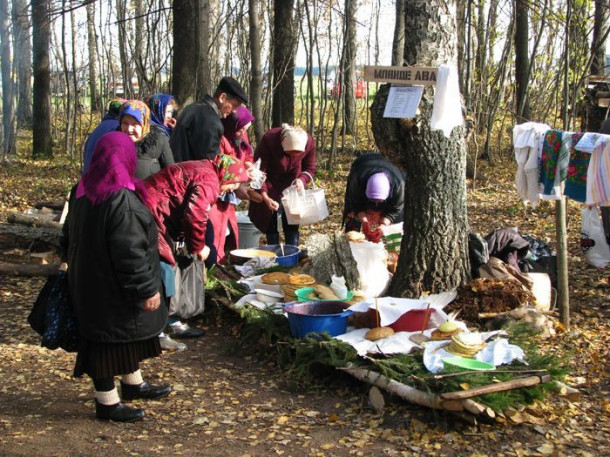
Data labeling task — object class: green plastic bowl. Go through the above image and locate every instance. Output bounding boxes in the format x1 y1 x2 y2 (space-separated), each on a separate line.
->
295 287 354 302
442 357 496 371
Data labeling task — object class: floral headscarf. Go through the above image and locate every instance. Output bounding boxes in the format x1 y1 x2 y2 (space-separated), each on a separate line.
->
76 131 147 205
147 93 175 137
119 100 150 141
214 153 249 186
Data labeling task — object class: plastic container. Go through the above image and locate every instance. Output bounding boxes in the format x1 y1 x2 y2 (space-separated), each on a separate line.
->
236 211 262 249
256 244 300 267
330 275 348 299
284 301 354 338
368 308 436 332
295 287 354 302
442 357 495 371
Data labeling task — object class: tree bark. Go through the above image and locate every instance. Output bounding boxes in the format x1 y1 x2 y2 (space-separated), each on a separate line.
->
515 0 530 121
197 0 213 99
271 0 296 127
32 0 52 158
86 2 101 113
372 0 470 297
249 0 264 144
392 0 406 66
0 0 16 158
12 0 32 128
590 0 610 76
172 0 198 106
116 0 132 99
342 0 357 135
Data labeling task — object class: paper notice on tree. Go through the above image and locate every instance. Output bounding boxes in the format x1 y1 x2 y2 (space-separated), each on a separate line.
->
383 86 424 119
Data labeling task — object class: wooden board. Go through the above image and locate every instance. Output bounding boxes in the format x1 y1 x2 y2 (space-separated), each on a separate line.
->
363 65 438 85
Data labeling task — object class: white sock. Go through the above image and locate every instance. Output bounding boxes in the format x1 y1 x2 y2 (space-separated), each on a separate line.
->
95 388 120 406
121 370 144 386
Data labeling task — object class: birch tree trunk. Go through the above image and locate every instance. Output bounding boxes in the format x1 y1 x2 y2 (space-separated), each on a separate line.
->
12 0 32 127
32 0 52 158
0 0 16 158
86 2 101 113
371 0 470 297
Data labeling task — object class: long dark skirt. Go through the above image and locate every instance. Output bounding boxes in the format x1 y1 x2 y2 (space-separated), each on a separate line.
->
73 337 161 379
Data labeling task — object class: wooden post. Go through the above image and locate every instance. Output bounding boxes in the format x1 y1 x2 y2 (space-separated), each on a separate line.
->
556 197 570 327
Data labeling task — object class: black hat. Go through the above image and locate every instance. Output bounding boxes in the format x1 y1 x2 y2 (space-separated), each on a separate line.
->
216 76 249 105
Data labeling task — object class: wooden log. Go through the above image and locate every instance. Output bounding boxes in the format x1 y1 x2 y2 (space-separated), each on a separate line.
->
440 374 551 401
554 381 582 401
594 90 610 98
7 213 63 230
0 262 60 276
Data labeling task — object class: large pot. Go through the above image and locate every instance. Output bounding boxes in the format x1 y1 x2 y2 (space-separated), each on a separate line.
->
284 301 354 338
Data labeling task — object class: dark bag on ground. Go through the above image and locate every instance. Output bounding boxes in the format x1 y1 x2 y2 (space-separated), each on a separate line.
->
468 231 489 278
28 270 79 352
518 234 558 288
170 254 206 319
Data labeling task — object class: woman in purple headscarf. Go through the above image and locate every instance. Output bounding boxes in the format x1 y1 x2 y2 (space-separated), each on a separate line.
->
220 106 255 167
60 131 171 423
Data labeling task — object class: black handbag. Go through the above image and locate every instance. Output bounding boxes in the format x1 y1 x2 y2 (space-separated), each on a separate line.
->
28 271 79 352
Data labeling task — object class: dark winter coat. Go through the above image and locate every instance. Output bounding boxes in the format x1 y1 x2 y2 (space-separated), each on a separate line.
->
342 153 405 225
134 125 175 180
169 95 223 162
247 127 316 232
143 160 221 266
60 188 167 343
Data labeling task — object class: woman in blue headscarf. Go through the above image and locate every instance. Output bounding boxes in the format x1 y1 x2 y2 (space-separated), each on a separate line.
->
147 93 179 138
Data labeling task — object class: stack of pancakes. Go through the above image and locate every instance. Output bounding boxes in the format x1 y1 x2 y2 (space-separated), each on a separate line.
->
282 274 315 301
446 332 486 358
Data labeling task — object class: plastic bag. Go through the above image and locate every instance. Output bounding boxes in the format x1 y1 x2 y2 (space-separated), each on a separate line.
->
281 173 329 225
581 206 610 268
349 241 390 298
249 159 266 190
171 255 206 318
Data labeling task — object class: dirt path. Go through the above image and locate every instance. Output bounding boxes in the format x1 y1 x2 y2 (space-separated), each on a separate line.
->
1 274 608 457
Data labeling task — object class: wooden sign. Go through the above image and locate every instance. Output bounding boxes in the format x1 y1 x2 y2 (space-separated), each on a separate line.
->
363 65 438 85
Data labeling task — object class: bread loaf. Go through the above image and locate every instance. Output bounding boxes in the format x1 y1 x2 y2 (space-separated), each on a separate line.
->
365 327 395 341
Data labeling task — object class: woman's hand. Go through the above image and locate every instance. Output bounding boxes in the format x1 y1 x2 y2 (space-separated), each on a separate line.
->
381 217 391 226
142 292 161 312
264 196 279 211
196 245 210 261
294 178 304 191
357 211 368 224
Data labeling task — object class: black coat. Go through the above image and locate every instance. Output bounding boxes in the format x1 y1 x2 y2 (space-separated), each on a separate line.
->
60 188 167 343
135 126 175 180
342 153 405 225
169 95 223 162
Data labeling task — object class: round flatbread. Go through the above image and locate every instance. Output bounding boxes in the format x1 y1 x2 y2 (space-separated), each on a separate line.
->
289 274 316 286
261 272 291 285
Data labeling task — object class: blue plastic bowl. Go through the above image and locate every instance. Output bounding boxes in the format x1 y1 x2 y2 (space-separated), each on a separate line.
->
256 244 300 267
284 301 354 338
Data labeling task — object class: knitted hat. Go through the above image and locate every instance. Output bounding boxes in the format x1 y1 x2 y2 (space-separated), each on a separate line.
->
280 124 308 152
365 172 390 201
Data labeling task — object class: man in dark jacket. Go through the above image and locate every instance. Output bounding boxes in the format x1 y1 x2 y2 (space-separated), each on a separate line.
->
342 153 405 233
170 76 248 162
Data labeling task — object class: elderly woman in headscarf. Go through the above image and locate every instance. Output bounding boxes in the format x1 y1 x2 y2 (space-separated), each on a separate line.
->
119 100 174 180
147 93 179 138
220 106 255 166
247 123 316 247
60 131 171 423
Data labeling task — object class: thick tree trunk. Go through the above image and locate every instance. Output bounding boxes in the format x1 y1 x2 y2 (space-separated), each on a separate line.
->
392 0 406 66
591 0 610 76
86 2 101 114
271 0 296 127
32 0 52 158
197 0 213 99
116 0 132 99
12 0 32 128
0 0 16 158
249 0 264 144
515 0 530 121
172 0 198 106
371 0 470 297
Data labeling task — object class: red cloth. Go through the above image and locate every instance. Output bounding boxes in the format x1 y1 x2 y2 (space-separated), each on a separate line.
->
143 160 220 266
362 210 383 243
247 127 316 232
207 201 238 264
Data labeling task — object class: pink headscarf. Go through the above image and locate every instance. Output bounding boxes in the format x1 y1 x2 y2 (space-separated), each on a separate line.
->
76 131 147 205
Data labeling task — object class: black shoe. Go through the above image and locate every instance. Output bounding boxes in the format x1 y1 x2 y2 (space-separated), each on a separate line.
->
95 400 144 423
121 382 172 401
168 322 205 339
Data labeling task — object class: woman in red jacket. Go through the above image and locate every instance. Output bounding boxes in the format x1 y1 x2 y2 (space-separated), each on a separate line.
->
247 124 316 246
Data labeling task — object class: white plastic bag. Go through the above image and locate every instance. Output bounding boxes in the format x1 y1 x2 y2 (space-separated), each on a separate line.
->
249 159 266 190
280 172 329 225
349 241 390 298
581 206 610 268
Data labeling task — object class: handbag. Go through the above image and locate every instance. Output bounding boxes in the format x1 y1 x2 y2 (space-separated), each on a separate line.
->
170 254 206 319
28 270 79 352
281 171 329 225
